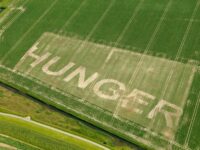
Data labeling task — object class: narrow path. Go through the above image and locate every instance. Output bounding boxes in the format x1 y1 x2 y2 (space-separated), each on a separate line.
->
0 142 17 150
0 133 42 150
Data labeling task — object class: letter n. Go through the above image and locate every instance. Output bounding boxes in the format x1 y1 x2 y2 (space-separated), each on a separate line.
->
63 66 99 89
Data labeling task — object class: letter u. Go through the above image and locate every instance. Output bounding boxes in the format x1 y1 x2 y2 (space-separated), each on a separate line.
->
42 56 75 76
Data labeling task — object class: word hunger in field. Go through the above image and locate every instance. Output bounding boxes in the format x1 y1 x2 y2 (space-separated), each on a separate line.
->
14 33 195 139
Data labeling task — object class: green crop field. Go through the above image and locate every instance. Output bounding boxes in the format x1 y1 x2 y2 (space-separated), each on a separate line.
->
0 0 200 149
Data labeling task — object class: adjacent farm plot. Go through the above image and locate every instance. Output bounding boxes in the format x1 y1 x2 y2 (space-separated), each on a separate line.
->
0 112 109 150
